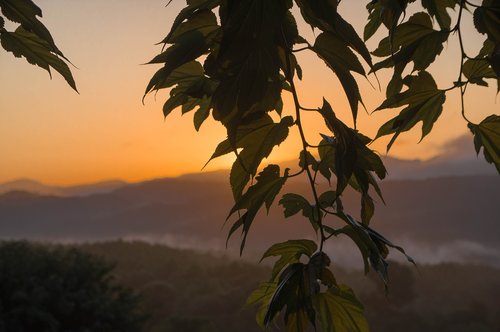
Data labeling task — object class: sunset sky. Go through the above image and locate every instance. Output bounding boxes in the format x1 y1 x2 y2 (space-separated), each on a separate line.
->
0 0 497 185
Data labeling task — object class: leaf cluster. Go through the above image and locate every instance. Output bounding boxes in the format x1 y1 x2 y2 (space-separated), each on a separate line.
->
146 0 500 331
0 0 77 91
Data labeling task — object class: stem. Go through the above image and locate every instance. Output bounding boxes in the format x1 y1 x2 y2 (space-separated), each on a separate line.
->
455 0 473 124
283 44 327 253
292 46 311 53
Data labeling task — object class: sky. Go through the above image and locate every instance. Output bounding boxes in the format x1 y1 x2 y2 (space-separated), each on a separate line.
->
0 0 497 185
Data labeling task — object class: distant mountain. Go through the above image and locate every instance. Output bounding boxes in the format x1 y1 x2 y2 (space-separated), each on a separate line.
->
381 155 495 179
0 179 128 197
0 174 498 268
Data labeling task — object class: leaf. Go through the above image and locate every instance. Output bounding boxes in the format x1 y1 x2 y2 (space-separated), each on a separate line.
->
162 9 218 44
462 40 498 88
0 26 77 91
0 0 63 55
279 193 319 231
299 150 318 171
145 60 204 95
463 58 497 87
364 2 383 41
261 239 317 280
227 165 288 254
313 285 369 332
264 263 305 326
364 226 416 265
314 34 364 123
375 71 446 151
371 12 449 90
361 193 375 225
473 2 500 43
146 30 214 90
208 115 293 199
246 281 277 329
193 97 211 131
468 115 500 173
318 99 387 196
211 0 287 134
295 0 373 67
162 0 220 45
421 0 459 30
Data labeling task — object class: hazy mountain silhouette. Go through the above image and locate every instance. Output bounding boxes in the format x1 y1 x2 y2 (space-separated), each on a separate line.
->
0 173 498 268
0 178 127 196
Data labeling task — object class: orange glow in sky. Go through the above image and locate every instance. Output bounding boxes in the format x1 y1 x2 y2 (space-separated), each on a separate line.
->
0 1 497 185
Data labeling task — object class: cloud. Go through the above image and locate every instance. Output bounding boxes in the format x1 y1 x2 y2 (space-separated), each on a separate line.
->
435 134 477 160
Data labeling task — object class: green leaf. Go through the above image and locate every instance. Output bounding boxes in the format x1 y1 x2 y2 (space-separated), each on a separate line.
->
295 0 373 68
0 0 63 55
193 96 211 131
211 0 287 134
227 165 288 254
375 71 446 151
264 263 305 326
279 193 312 218
463 40 498 88
246 281 277 329
421 0 459 30
468 115 500 173
473 2 500 43
145 60 204 95
313 285 369 332
162 8 218 44
361 193 374 225
261 239 317 280
364 2 383 41
313 31 368 122
463 58 497 87
146 29 214 81
364 225 416 266
208 115 293 199
299 150 318 171
318 99 387 197
162 0 220 45
0 26 77 91
371 12 449 88
279 193 319 231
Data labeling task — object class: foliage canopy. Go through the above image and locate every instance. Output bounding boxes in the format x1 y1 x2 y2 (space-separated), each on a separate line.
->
0 241 145 332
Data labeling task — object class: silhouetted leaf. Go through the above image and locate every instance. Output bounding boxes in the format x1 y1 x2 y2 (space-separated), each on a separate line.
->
279 193 319 231
314 285 368 332
364 2 383 41
264 263 304 325
163 9 218 44
208 115 293 199
162 0 220 44
145 60 204 95
261 239 317 280
468 115 500 173
246 281 277 328
193 97 211 130
227 165 288 254
0 0 63 55
211 0 287 135
372 12 449 93
421 0 459 30
0 26 76 91
314 32 366 122
318 99 386 199
473 1 500 43
375 71 446 150
463 40 499 89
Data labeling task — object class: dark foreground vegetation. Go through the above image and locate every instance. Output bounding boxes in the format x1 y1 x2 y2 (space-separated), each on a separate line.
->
1 241 499 332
